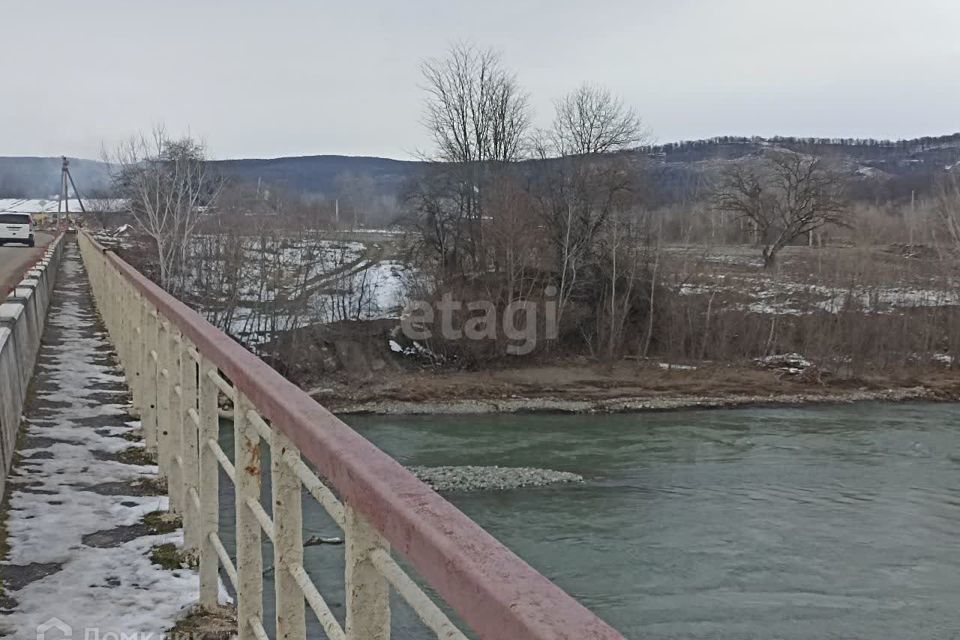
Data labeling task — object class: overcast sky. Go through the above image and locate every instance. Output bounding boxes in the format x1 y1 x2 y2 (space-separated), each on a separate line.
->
3 1 959 160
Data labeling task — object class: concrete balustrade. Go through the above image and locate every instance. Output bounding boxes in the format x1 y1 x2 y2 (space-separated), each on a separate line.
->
0 236 64 497
77 230 624 640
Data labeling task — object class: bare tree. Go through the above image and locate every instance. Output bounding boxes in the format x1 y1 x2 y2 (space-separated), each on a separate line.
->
934 169 960 253
108 127 223 293
416 43 531 275
333 171 376 228
551 83 644 156
82 188 122 230
713 152 849 268
420 42 531 165
531 159 635 327
530 84 644 330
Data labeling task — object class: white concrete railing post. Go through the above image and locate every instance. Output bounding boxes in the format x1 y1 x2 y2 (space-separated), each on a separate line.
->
234 392 264 640
156 321 172 482
102 253 114 336
345 506 391 640
143 303 159 455
179 338 200 550
126 283 138 400
167 330 184 516
117 273 130 382
197 354 221 607
128 284 144 417
271 429 306 639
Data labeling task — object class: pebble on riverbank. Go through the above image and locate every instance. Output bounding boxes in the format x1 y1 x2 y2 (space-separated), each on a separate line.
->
409 465 584 492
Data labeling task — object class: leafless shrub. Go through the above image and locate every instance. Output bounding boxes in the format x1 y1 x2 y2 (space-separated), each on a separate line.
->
184 189 381 373
934 170 960 254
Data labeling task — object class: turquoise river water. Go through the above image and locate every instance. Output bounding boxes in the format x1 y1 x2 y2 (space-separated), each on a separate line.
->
219 402 960 639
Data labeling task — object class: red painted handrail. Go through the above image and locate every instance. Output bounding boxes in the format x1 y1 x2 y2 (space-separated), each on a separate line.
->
83 231 624 640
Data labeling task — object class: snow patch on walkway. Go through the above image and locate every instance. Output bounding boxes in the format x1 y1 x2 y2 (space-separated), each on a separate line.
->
0 243 197 638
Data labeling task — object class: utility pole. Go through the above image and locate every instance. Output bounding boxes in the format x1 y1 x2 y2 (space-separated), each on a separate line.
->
57 158 69 227
56 157 87 228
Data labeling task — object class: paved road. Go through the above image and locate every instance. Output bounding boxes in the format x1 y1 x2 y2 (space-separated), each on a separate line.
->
0 232 54 298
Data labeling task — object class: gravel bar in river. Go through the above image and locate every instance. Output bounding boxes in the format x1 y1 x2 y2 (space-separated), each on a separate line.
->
409 465 584 492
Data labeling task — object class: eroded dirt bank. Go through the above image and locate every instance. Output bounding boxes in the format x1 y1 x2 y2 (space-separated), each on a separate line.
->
308 360 960 415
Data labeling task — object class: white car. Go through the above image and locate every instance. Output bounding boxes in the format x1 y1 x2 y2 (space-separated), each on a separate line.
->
0 213 36 247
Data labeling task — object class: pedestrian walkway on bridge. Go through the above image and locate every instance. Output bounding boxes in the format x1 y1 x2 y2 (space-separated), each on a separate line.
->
1 242 196 637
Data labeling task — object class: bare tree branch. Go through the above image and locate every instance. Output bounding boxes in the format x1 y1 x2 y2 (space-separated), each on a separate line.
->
420 43 530 164
712 151 849 267
107 127 223 293
551 83 644 156
934 169 960 254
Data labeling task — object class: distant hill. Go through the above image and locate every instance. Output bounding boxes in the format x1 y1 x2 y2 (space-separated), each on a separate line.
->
0 157 112 199
639 133 960 206
0 154 423 200
4 133 960 206
215 155 423 197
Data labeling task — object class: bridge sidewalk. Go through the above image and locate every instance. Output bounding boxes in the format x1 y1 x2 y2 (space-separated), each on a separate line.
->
0 240 196 637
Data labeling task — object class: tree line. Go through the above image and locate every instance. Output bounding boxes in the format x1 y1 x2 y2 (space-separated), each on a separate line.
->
646 133 960 155
98 42 960 370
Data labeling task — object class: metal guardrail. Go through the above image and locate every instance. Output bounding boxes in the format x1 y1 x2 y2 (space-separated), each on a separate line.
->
0 235 64 497
78 230 624 640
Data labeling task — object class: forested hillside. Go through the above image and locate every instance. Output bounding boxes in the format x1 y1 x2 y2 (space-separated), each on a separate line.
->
4 132 960 207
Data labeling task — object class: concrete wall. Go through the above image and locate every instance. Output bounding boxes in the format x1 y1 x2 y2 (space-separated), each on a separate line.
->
0 236 64 497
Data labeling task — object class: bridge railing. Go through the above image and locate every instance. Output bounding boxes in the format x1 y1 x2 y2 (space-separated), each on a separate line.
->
0 235 64 496
77 231 623 640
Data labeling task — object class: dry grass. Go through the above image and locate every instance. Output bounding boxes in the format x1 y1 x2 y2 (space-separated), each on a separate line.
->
167 605 237 640
653 242 960 372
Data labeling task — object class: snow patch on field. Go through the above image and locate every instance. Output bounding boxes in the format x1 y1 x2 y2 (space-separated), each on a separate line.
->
932 353 955 366
755 353 816 375
680 274 960 316
187 235 407 344
658 362 698 370
0 198 123 214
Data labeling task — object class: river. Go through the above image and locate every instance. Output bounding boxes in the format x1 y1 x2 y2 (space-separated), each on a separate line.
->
219 402 960 639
